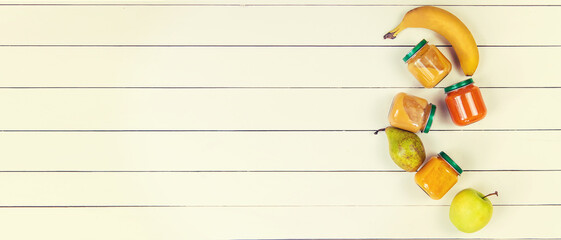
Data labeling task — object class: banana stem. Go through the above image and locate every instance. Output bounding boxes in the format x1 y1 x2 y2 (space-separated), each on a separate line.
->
383 26 403 39
374 128 386 135
383 31 397 39
483 191 499 199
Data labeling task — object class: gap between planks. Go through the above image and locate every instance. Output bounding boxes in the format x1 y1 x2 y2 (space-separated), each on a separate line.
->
0 170 559 173
0 204 557 208
1 4 561 7
1 129 561 132
0 87 559 89
0 45 560 47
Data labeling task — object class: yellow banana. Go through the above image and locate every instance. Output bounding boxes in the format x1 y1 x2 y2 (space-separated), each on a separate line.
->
384 6 479 76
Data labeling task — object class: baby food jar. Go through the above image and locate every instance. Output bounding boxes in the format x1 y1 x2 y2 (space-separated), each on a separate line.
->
404 39 452 88
415 151 462 200
388 92 436 133
444 78 487 126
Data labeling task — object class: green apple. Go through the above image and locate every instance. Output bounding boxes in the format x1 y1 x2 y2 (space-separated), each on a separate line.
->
449 188 498 233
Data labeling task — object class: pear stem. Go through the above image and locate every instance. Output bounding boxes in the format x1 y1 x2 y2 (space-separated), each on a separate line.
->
483 191 499 199
374 128 386 135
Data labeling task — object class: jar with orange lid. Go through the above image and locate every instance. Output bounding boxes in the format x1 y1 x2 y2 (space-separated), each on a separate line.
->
444 78 487 126
404 39 452 88
415 151 462 200
388 92 436 133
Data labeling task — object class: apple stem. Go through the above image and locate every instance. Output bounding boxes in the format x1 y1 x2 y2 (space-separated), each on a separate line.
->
483 191 499 199
374 128 386 135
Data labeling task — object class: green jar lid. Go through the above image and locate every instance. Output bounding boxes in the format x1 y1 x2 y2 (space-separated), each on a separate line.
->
444 78 474 93
438 151 463 175
403 39 427 62
422 104 436 133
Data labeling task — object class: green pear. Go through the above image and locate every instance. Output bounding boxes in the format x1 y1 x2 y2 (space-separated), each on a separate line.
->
449 188 498 233
381 127 426 172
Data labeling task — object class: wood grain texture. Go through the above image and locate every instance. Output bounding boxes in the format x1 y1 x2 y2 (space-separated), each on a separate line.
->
0 172 557 206
0 131 559 171
0 88 557 130
2 0 561 5
0 47 558 87
0 206 558 239
0 0 560 5
0 6 558 45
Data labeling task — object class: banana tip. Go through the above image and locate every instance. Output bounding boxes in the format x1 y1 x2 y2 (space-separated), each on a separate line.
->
383 32 396 39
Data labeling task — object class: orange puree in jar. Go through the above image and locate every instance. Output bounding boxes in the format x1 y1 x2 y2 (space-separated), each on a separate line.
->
415 152 462 200
404 39 451 88
388 92 436 133
444 78 487 126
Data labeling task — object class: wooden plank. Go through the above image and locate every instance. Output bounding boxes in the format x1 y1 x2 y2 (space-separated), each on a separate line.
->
0 172 558 206
0 6 559 45
0 46 556 87
1 0 560 5
0 206 558 239
0 88 556 130
1 131 559 171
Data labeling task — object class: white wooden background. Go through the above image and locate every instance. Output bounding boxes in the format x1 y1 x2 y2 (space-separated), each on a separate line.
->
0 0 560 239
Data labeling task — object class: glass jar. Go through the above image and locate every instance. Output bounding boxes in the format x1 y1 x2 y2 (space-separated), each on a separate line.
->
415 151 462 200
388 92 436 133
404 39 452 88
444 78 487 126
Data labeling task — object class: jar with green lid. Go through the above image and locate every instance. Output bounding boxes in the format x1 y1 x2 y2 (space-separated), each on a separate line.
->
444 78 487 126
404 39 452 88
388 92 436 133
415 151 463 200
